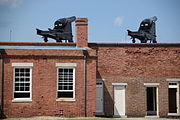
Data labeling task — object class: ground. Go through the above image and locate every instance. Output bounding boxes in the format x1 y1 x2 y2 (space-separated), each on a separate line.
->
2 117 179 120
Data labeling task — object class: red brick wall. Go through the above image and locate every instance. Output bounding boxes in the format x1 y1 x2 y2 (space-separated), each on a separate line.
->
90 43 180 117
76 18 88 48
2 49 96 118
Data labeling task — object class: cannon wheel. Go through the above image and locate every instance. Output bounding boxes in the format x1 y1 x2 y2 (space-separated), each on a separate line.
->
44 37 48 42
153 40 157 43
132 38 136 43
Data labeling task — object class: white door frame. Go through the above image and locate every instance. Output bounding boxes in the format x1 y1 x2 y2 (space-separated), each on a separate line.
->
96 81 104 115
112 83 127 117
144 83 159 116
168 82 179 113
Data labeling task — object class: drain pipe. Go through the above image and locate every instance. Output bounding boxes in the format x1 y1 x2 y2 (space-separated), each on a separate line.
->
83 50 88 117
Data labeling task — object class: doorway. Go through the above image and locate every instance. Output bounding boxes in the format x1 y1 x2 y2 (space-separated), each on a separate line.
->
146 87 157 115
169 82 179 113
96 81 104 115
114 86 126 117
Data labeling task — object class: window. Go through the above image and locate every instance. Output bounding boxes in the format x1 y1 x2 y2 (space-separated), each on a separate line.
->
12 63 33 102
57 68 75 99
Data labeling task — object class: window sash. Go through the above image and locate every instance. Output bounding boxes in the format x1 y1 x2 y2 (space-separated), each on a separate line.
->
57 90 73 92
14 91 30 93
57 67 75 98
13 67 32 100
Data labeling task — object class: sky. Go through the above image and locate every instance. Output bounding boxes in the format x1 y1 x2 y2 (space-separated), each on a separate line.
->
0 0 180 43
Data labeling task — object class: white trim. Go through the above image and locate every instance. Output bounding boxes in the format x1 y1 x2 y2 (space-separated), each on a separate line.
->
12 67 32 102
114 85 126 116
167 78 180 82
56 66 76 100
12 63 33 67
168 113 180 116
112 83 127 86
144 83 160 86
56 63 77 67
56 98 76 102
12 99 32 103
169 82 178 88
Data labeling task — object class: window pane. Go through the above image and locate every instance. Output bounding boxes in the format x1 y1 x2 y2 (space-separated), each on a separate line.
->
15 69 20 72
14 93 30 98
15 78 19 82
58 91 73 98
15 87 19 91
15 72 19 76
25 87 29 91
20 69 25 72
59 69 63 73
25 83 30 86
58 86 62 90
64 69 68 73
64 86 68 90
69 86 73 90
25 68 30 72
25 78 30 81
20 87 24 91
20 83 24 87
25 72 30 76
20 78 24 82
69 69 73 73
15 83 19 87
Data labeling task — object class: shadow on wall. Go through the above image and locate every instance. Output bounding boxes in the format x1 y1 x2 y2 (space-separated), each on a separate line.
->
97 71 114 117
0 49 7 119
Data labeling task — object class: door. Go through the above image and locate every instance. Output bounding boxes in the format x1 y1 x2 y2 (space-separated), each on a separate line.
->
96 82 103 114
168 82 179 113
114 86 125 116
146 87 157 115
169 88 177 113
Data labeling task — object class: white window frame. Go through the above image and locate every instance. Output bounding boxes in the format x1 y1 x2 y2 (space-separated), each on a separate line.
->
56 63 76 101
12 63 33 102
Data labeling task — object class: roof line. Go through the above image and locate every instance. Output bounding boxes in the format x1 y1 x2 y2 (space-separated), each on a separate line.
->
0 42 76 46
88 43 180 47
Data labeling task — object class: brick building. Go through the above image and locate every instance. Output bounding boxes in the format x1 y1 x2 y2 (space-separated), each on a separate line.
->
0 18 180 118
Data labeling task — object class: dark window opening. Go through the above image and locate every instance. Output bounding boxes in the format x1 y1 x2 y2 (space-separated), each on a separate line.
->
58 91 73 98
14 93 30 98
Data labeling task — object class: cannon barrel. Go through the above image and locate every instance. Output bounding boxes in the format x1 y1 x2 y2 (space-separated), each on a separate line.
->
36 16 76 42
66 16 76 22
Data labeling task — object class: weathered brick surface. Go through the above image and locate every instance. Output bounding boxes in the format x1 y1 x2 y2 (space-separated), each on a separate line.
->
3 53 96 117
90 43 180 117
76 18 88 48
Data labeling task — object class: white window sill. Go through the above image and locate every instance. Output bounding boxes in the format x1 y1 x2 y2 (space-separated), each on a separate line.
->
12 99 32 103
56 98 76 102
168 113 180 116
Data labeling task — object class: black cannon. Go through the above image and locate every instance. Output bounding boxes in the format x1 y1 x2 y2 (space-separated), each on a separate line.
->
36 16 76 42
127 16 157 43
